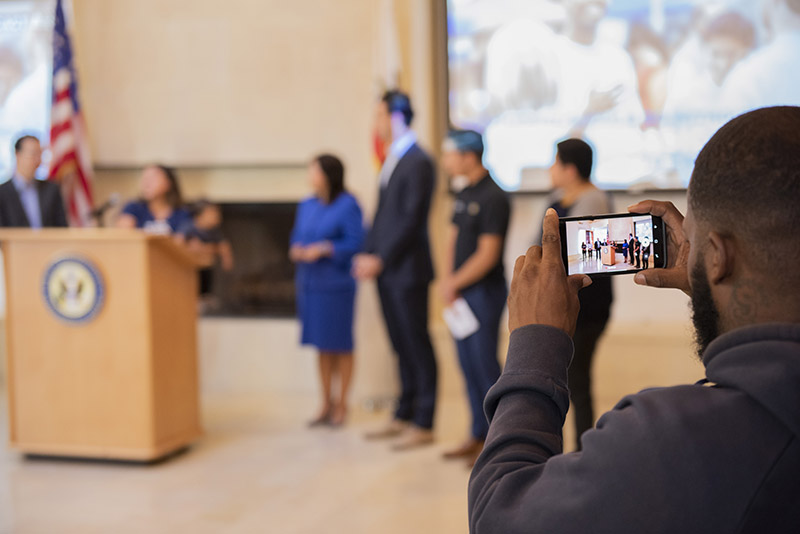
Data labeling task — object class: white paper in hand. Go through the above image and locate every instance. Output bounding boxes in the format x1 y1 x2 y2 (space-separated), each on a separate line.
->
443 298 480 340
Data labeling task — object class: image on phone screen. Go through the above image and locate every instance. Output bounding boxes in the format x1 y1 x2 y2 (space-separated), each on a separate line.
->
559 213 666 277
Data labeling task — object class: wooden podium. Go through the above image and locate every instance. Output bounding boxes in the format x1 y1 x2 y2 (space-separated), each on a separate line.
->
0 229 202 461
601 245 617 266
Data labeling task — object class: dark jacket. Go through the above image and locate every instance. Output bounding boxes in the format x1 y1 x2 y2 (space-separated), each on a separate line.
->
364 144 435 287
0 178 68 227
469 323 800 533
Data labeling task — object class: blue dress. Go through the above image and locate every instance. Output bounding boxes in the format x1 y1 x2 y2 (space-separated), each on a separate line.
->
290 193 364 352
121 201 192 233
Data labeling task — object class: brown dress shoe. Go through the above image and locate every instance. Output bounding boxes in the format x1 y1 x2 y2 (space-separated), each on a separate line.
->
391 426 434 451
443 438 484 460
364 419 408 440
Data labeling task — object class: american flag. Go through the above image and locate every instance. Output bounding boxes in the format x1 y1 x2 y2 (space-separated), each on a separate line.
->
48 0 93 226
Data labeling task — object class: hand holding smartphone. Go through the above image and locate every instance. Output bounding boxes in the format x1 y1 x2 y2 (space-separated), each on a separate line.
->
626 200 692 295
558 212 667 277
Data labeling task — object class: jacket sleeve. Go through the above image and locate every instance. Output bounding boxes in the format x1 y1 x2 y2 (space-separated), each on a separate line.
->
363 203 377 254
52 185 69 227
373 156 434 267
468 325 673 534
289 201 306 247
329 198 364 267
0 189 7 226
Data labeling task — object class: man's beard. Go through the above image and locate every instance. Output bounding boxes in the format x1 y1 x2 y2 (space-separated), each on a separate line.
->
690 259 720 359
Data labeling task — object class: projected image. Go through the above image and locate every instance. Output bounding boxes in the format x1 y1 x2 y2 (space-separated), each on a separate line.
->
0 0 53 179
447 0 800 191
564 215 656 275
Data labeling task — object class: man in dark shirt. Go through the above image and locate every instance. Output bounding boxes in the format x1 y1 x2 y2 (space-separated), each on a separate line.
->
468 107 800 532
634 236 642 268
0 135 68 228
440 129 510 467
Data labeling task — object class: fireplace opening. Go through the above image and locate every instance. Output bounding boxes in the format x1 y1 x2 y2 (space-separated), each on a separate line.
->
201 202 298 317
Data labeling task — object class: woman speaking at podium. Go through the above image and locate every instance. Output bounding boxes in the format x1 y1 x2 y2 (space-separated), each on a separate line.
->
116 164 192 234
290 154 364 428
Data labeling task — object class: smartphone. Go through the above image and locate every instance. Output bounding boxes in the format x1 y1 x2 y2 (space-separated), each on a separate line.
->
558 213 667 277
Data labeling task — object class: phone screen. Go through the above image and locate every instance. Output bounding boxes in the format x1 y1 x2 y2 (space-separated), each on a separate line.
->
559 213 666 277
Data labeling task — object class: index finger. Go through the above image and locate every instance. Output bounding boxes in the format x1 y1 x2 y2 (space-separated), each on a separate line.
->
541 208 562 264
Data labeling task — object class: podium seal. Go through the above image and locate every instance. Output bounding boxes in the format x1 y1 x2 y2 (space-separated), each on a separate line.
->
42 256 105 324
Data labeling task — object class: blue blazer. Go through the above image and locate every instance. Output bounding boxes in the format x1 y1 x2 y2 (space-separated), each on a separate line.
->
290 192 364 291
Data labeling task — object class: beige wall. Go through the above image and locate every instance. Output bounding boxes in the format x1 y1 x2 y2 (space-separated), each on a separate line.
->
77 0 446 218
73 0 377 168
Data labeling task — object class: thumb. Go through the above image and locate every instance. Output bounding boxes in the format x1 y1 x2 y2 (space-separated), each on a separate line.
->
568 274 592 294
634 268 685 290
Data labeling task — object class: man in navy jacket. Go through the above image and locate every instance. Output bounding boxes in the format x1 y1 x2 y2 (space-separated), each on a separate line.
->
355 90 437 450
469 106 800 533
0 135 68 228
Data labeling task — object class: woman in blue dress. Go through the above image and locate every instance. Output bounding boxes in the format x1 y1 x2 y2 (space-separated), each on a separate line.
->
290 154 364 427
116 164 192 233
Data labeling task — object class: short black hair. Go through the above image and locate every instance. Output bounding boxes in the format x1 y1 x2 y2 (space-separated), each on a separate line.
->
447 129 484 159
14 135 40 154
314 154 346 202
557 138 593 181
382 90 414 126
689 106 800 281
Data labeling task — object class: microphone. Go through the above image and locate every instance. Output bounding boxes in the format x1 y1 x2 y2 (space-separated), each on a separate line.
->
91 193 120 226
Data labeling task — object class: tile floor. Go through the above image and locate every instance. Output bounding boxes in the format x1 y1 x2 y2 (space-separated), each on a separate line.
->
0 323 703 533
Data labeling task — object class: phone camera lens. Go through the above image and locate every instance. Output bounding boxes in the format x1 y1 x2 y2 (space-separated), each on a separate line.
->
655 239 658 243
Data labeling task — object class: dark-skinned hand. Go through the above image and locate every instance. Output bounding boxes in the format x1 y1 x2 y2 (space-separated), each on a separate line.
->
507 208 592 336
627 200 691 296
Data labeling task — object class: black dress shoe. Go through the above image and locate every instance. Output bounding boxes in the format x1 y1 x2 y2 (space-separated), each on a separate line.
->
308 409 332 427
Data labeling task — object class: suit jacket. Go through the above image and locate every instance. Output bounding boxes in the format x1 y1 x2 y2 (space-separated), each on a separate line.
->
364 143 435 287
0 178 69 228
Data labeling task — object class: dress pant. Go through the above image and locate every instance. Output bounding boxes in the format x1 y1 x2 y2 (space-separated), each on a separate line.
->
377 281 437 429
570 278 612 451
455 280 507 440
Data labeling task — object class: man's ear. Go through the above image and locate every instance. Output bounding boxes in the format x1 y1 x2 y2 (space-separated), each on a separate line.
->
565 163 579 183
706 231 736 284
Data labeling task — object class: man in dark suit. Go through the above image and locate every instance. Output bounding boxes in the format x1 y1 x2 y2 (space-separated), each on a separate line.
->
628 234 635 264
0 135 68 228
355 90 437 450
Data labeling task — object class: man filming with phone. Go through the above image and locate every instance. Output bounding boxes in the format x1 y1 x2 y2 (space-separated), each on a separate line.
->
468 106 800 533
